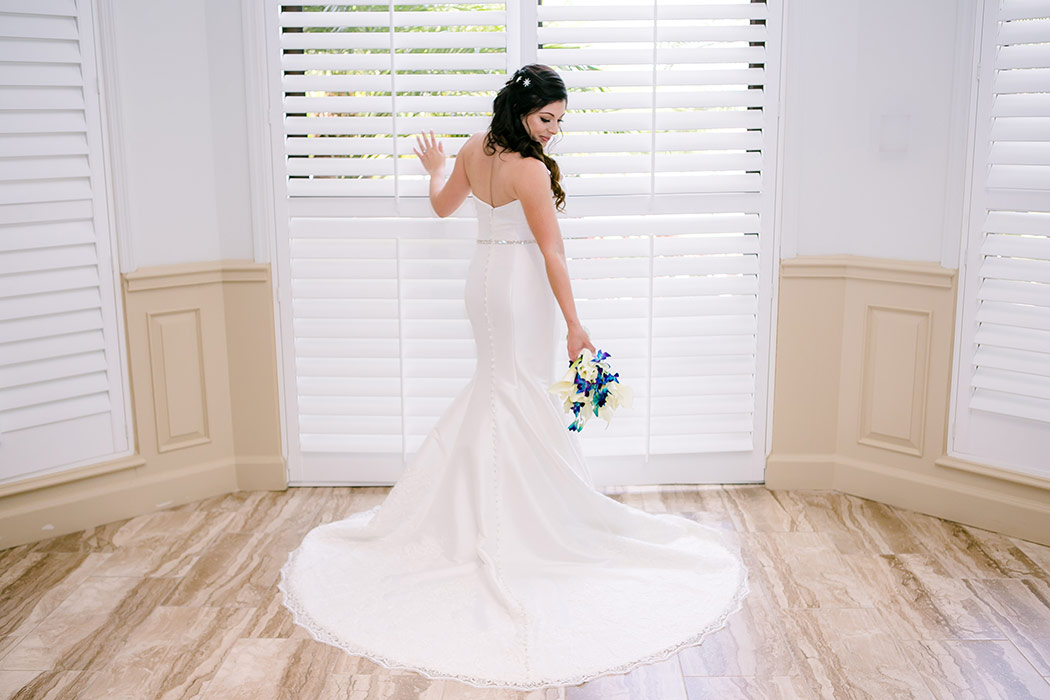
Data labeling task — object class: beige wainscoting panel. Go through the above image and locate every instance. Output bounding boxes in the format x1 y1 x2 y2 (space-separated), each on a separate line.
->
147 307 211 452
126 267 234 473
858 305 931 457
0 260 286 550
768 255 1050 546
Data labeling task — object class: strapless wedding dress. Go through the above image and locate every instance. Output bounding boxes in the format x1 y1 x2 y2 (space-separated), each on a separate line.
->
278 195 751 690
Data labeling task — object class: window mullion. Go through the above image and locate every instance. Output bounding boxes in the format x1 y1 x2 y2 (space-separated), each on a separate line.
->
389 0 399 203
514 0 537 67
646 0 657 457
649 0 657 202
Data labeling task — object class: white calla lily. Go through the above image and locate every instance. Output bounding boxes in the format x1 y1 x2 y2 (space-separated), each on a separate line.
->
578 361 598 382
608 382 633 409
547 380 575 398
546 347 631 432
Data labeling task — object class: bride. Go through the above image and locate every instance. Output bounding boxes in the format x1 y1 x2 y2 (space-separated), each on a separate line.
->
278 64 751 691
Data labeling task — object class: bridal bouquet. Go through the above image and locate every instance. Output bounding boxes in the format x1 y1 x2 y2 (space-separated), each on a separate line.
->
547 348 633 432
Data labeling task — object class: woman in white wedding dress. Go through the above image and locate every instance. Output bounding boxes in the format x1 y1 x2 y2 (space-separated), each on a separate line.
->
278 64 751 690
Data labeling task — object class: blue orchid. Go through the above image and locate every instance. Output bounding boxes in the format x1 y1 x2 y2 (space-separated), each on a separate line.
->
547 347 634 432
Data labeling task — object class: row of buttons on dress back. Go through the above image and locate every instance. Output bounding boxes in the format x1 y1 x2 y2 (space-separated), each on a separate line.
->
480 225 534 672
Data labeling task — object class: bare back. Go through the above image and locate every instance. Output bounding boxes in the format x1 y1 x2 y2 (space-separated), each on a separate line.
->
460 132 528 209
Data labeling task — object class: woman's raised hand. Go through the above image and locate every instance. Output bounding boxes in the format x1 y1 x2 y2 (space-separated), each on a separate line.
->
413 130 446 176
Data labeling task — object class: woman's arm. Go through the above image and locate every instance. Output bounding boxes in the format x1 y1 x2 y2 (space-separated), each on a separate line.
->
414 130 472 218
515 159 595 360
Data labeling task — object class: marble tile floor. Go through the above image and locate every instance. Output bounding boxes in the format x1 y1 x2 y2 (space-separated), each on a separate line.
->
1 485 1049 700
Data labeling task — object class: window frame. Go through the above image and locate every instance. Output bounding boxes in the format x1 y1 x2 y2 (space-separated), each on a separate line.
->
262 0 784 486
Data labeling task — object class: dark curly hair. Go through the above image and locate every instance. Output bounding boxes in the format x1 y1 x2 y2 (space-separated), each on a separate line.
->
483 64 568 212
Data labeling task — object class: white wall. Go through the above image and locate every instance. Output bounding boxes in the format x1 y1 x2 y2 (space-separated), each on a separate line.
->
778 0 977 267
110 0 254 271
106 0 979 271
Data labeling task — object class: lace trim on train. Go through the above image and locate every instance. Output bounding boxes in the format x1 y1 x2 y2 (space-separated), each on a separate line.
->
276 536 752 691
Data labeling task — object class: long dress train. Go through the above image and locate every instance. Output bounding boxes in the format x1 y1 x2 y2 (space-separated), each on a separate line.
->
277 193 751 690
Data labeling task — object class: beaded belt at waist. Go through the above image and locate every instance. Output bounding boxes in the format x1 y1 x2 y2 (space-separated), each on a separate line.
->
477 238 536 245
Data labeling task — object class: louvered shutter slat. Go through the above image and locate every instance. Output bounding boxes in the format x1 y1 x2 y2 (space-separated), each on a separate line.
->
973 366 1050 399
998 42 1047 68
0 132 86 157
998 16 1050 43
990 141 1050 164
1001 0 1047 21
0 36 80 63
2 0 74 16
977 256 1050 283
970 391 1050 423
977 300 1050 331
0 351 106 390
978 278 1050 306
0 330 104 367
0 267 99 298
0 287 101 322
981 231 1050 258
8 394 110 434
975 324 1050 354
2 13 77 40
974 345 1050 377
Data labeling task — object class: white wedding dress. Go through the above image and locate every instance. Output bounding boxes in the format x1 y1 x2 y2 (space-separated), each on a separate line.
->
278 189 751 690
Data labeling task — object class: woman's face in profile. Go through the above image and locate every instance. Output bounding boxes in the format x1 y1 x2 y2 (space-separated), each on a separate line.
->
521 100 566 147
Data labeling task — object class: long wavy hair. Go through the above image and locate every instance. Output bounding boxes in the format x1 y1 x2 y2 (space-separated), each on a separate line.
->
483 64 568 212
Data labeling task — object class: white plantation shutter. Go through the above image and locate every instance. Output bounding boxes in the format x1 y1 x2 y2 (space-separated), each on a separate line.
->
279 3 507 197
270 0 778 482
273 2 509 479
290 219 476 463
537 0 767 197
952 0 1050 479
0 0 131 483
539 0 770 467
557 213 761 460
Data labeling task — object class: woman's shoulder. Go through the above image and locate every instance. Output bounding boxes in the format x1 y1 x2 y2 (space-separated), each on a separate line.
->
463 131 492 153
468 131 531 161
514 154 549 176
458 132 482 158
